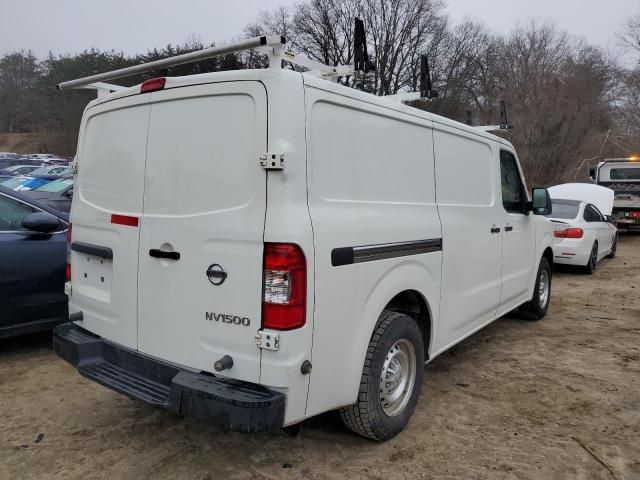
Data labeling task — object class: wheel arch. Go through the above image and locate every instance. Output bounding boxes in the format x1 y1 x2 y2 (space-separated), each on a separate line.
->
542 246 554 272
384 289 433 361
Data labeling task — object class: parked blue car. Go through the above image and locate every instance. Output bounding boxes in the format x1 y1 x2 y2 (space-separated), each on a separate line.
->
0 185 69 339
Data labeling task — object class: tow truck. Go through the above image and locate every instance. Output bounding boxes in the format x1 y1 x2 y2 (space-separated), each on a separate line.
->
591 156 640 231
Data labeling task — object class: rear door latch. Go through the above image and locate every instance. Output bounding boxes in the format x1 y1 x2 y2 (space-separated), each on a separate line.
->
69 161 79 174
259 153 284 170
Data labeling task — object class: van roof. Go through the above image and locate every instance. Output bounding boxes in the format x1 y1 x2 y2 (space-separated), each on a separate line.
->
88 68 515 150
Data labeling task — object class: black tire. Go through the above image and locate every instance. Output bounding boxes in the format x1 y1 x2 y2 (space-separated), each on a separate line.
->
584 242 598 274
519 257 552 321
340 310 424 441
607 235 617 259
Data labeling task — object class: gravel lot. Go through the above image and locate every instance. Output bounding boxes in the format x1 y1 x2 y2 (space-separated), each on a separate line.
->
1 235 639 480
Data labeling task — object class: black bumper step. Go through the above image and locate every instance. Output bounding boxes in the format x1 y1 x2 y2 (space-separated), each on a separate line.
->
81 362 170 406
53 322 286 432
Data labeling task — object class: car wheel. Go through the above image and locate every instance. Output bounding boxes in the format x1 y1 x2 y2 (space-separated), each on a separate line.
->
584 242 598 274
607 235 617 259
340 310 424 441
519 257 552 321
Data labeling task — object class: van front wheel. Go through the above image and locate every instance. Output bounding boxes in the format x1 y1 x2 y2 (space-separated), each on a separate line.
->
340 311 424 441
519 257 552 321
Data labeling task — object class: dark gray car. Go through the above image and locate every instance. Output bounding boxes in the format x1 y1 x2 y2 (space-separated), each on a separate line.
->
0 185 69 338
22 177 74 212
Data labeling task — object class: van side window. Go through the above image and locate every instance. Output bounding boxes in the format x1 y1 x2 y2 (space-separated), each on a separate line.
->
500 151 525 214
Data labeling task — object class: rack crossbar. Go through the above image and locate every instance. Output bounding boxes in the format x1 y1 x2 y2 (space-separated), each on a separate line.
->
57 35 285 90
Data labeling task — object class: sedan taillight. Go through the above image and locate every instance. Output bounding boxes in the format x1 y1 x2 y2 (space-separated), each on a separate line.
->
554 227 583 239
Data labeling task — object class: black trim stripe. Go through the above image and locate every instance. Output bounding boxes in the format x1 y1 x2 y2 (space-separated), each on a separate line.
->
331 239 442 267
71 241 113 259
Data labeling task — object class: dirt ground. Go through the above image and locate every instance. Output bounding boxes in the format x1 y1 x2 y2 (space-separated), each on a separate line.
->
1 236 639 480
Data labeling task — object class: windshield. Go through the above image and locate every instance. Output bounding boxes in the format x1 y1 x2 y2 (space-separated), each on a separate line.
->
599 164 640 182
546 200 580 219
29 166 54 176
35 177 73 192
1 177 28 189
610 167 640 180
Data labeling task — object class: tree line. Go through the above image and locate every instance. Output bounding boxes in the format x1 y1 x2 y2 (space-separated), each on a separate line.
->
1 0 638 184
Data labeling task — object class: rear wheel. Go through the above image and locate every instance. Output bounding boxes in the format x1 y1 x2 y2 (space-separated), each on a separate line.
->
340 310 424 441
607 235 617 259
519 257 552 321
584 242 598 274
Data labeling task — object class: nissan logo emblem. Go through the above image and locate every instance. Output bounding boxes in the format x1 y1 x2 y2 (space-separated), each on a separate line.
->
206 264 227 286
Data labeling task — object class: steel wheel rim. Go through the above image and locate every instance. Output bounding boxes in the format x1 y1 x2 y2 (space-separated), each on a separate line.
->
538 268 550 309
379 339 416 417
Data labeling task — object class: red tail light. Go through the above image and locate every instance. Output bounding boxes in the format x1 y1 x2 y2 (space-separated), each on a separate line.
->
554 227 584 239
632 212 640 218
66 224 72 282
262 243 307 330
140 77 166 93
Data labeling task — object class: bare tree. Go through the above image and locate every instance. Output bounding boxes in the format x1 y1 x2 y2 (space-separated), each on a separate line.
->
618 12 640 57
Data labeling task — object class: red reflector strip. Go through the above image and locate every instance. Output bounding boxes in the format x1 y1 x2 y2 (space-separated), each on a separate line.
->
140 77 166 93
111 214 139 227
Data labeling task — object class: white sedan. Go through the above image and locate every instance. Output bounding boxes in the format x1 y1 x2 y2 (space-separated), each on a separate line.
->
546 199 617 273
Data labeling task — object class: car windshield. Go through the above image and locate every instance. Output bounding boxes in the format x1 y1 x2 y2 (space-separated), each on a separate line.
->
1 177 28 189
546 200 580 219
35 178 73 192
28 166 54 176
609 167 640 180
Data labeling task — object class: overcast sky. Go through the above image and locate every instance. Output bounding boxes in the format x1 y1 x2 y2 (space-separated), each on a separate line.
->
0 0 637 58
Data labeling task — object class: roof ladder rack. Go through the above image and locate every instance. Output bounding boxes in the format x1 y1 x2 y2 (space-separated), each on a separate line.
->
57 35 287 91
58 18 378 93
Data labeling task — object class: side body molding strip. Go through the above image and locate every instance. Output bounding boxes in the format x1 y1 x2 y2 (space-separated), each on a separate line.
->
331 239 442 267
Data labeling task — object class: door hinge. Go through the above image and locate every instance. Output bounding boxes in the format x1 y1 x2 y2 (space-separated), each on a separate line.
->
255 330 280 351
259 152 284 170
64 281 72 296
69 161 79 174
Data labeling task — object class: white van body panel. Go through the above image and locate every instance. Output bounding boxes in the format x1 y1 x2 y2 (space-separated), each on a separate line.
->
71 75 270 384
432 124 502 350
259 71 315 424
66 69 554 428
302 78 442 415
70 93 151 350
136 81 268 384
497 147 537 312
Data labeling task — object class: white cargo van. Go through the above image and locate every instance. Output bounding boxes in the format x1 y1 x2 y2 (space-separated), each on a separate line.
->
54 37 554 440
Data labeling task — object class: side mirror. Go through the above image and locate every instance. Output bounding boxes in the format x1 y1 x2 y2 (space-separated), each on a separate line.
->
531 188 552 215
605 215 616 224
21 212 61 233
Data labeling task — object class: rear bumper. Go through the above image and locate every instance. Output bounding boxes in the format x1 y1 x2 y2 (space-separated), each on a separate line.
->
552 240 590 266
53 322 286 432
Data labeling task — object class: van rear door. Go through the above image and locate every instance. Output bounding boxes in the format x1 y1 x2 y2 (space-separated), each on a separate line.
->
137 82 267 383
70 94 150 350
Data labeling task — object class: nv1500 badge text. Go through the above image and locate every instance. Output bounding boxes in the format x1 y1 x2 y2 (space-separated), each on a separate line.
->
205 312 251 327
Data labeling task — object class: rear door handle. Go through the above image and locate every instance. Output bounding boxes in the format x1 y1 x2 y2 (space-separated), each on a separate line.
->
490 227 501 234
505 225 514 232
149 249 180 260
